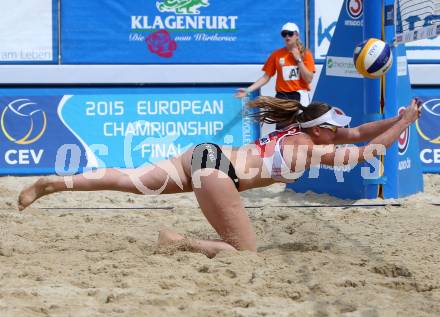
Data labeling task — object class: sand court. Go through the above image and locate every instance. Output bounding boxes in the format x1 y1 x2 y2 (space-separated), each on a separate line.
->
0 175 439 316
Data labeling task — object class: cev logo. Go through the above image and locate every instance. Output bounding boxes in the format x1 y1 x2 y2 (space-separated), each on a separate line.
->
397 107 410 155
416 98 440 144
346 0 363 19
1 99 47 145
156 0 209 14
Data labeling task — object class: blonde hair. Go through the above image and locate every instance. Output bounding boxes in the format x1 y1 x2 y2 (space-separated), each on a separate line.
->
247 96 331 127
296 38 306 57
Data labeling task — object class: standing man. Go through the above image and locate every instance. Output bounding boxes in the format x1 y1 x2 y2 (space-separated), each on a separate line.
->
235 22 316 105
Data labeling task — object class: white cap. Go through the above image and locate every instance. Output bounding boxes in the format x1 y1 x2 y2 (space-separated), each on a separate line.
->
299 108 351 128
281 22 300 34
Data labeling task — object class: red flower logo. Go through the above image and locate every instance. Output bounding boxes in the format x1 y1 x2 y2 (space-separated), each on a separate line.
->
146 30 177 58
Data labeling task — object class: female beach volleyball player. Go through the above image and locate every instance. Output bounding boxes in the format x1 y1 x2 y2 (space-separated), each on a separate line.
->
18 97 421 258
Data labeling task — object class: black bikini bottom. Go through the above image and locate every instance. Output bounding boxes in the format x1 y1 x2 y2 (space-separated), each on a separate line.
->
191 143 240 189
275 91 301 101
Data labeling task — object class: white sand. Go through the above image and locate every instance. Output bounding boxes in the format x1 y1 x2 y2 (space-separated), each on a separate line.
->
0 175 439 317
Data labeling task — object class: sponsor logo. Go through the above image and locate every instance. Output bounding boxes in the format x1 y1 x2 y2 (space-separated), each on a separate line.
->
333 107 350 127
317 19 337 50
260 136 270 145
1 99 47 145
314 0 340 59
397 107 410 155
367 42 379 57
396 103 412 170
333 107 345 115
146 30 177 57
325 56 362 78
327 58 334 68
156 0 209 15
416 98 440 144
398 157 411 170
344 0 363 26
346 0 363 19
206 144 216 162
129 0 238 50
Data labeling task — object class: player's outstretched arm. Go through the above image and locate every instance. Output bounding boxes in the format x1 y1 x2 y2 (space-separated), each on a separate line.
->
309 99 421 167
333 98 421 144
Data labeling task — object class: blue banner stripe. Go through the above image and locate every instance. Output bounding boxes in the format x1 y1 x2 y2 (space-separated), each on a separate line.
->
0 86 259 175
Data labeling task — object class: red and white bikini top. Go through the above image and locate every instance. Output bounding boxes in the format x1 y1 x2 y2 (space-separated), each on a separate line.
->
254 125 305 183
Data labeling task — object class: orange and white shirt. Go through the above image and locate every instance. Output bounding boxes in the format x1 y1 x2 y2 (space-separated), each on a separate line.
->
262 48 315 92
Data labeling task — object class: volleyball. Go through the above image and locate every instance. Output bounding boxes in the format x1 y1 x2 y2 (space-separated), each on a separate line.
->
353 38 393 78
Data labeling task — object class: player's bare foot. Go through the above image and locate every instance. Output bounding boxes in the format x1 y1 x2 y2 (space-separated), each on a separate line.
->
157 229 185 246
18 177 53 211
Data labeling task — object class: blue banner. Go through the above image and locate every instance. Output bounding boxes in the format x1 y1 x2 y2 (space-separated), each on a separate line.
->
61 0 304 64
0 87 259 175
381 0 423 198
412 89 440 173
382 43 423 197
